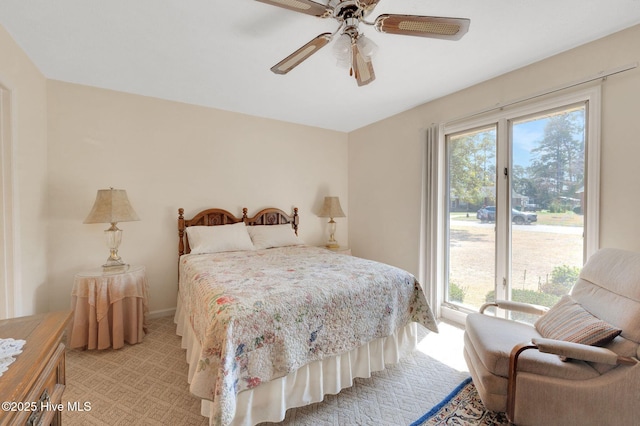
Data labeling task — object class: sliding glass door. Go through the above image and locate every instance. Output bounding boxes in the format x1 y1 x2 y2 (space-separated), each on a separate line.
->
446 126 497 311
441 89 598 322
509 108 585 319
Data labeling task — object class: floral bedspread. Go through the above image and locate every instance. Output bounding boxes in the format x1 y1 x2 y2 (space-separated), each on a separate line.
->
178 245 437 425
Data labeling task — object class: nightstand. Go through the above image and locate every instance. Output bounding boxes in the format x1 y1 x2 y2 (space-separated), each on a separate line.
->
69 265 149 350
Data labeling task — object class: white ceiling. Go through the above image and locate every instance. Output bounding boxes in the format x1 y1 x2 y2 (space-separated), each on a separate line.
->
1 1 640 132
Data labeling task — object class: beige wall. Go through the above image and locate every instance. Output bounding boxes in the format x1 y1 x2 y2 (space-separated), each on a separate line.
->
3 20 640 317
0 24 49 316
46 82 348 314
348 24 640 281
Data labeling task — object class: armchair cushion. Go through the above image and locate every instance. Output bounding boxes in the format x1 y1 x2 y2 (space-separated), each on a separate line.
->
535 295 621 349
465 312 599 380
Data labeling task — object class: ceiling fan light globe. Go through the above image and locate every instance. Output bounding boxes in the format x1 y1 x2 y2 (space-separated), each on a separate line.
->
336 56 352 68
333 34 352 68
356 35 378 59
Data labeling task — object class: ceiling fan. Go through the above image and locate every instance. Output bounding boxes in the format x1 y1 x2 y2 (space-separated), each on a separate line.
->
256 0 470 86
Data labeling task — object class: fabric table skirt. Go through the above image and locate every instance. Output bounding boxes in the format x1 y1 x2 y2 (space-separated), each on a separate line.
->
70 265 148 350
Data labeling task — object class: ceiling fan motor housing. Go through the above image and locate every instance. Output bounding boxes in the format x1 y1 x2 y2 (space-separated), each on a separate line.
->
332 0 364 21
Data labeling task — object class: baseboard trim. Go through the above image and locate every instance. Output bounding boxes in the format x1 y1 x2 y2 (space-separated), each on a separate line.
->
148 307 176 319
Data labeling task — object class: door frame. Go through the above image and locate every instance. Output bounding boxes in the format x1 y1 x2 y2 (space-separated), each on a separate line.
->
0 82 17 319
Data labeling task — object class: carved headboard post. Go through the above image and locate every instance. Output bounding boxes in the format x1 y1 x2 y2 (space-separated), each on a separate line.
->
242 208 248 223
178 208 185 257
293 207 299 235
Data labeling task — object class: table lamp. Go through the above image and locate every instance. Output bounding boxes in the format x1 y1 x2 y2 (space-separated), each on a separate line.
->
84 188 140 269
318 196 346 249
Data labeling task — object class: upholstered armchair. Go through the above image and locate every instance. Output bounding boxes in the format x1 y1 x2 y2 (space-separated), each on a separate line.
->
463 248 640 425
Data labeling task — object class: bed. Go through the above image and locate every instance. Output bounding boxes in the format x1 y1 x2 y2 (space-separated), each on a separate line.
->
174 206 438 426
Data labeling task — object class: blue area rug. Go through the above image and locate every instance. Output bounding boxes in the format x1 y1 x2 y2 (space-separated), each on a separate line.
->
411 378 509 425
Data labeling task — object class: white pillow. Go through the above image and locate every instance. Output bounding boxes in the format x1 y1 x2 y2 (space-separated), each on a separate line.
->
246 224 303 250
186 222 254 254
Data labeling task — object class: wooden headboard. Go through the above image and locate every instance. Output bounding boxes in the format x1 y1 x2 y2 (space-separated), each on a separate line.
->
178 207 299 257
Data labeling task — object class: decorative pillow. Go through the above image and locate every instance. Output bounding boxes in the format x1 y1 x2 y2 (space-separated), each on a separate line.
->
535 295 622 348
246 224 303 250
186 222 254 254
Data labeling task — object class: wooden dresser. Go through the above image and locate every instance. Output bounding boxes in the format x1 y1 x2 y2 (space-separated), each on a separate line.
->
0 311 72 426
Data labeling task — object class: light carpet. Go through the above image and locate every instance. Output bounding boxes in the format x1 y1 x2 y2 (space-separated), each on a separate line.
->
62 316 496 425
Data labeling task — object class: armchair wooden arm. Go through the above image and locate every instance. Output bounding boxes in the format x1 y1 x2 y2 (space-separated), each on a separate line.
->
480 300 549 316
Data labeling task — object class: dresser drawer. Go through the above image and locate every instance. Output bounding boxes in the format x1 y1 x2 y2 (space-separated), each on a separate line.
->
19 343 67 426
0 311 72 426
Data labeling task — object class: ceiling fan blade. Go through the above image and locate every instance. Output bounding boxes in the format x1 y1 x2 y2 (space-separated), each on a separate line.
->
271 33 333 75
255 0 332 18
351 42 375 86
374 14 470 40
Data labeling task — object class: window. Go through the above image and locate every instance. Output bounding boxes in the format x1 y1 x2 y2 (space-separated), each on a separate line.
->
438 88 600 324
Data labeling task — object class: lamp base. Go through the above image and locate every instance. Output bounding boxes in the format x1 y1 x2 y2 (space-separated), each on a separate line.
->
325 242 340 249
102 225 129 271
103 254 127 270
102 262 130 273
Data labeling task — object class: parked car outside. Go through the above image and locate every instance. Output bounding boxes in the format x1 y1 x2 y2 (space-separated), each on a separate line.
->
477 206 496 222
477 206 537 225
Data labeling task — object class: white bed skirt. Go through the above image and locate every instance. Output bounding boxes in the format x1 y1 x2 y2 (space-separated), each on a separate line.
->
175 296 419 426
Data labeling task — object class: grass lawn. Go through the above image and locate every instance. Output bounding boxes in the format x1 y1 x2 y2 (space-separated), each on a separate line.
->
448 212 583 310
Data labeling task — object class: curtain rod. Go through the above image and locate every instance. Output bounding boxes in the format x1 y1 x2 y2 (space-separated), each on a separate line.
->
444 62 638 126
